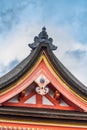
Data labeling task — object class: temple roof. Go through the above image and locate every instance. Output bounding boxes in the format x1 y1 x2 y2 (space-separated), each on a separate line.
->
0 27 87 128
0 27 87 99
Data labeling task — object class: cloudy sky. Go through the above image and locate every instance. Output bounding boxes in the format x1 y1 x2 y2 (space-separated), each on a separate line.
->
0 0 87 86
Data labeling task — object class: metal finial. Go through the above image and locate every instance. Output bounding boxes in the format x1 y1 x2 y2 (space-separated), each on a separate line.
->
28 27 57 51
42 26 46 31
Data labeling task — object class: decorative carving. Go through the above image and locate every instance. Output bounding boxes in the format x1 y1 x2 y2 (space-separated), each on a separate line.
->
18 90 26 101
28 27 57 51
36 86 49 96
35 75 49 96
54 90 60 101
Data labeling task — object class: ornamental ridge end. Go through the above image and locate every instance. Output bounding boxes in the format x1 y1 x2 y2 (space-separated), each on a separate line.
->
28 27 57 51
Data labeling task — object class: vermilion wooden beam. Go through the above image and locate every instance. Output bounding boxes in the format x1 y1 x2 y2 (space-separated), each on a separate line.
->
45 94 59 106
36 93 42 105
3 85 74 110
19 90 36 103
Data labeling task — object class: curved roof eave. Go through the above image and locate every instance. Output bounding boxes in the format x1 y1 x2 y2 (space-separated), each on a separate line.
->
0 42 87 99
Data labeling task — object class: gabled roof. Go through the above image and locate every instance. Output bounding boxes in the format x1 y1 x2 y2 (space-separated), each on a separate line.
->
0 27 86 111
0 27 87 128
0 37 87 99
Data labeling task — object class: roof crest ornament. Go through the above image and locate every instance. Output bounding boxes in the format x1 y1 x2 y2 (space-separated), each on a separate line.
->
28 27 57 51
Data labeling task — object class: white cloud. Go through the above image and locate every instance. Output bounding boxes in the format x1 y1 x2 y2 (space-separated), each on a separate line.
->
50 25 87 86
0 24 43 73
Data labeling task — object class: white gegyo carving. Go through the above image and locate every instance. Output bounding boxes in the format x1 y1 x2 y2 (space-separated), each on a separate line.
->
35 75 49 95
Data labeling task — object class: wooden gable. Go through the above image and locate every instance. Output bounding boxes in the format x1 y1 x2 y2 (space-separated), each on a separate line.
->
0 45 87 112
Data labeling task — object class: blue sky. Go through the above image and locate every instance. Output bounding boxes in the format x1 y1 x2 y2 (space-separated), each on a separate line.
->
0 0 87 85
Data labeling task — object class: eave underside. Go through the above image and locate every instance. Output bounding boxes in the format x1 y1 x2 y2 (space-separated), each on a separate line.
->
0 106 87 121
